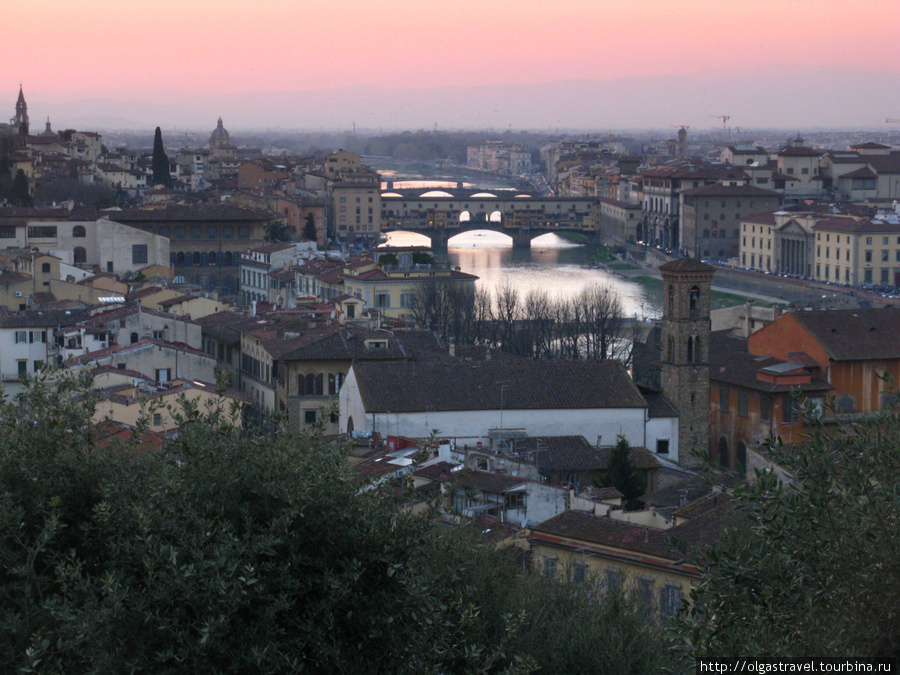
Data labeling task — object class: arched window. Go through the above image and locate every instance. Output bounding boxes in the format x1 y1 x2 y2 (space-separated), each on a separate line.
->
315 374 323 395
687 336 695 363
192 252 202 266
702 229 710 239
667 285 675 316
224 252 233 266
176 252 185 265
717 437 729 468
737 440 747 473
72 225 86 238
328 373 337 395
346 416 354 434
74 247 87 264
689 286 700 317
304 374 316 396
667 336 675 363
209 251 218 266
41 263 51 273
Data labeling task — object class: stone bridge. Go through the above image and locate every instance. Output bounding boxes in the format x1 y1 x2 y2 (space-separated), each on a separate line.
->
380 189 600 250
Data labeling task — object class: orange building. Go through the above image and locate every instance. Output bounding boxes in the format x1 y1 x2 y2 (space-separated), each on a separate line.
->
710 307 900 469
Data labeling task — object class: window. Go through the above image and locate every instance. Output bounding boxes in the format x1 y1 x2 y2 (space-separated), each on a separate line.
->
865 251 872 263
33 360 43 372
836 394 855 412
152 330 165 340
28 226 57 238
738 390 748 418
223 226 233 239
605 568 621 592
375 293 390 309
14 330 27 344
782 395 799 423
41 262 51 273
152 413 162 427
0 226 16 238
74 247 87 264
572 562 588 584
660 586 683 617
208 226 218 239
72 225 86 238
159 226 170 238
505 492 525 509
542 556 557 579
760 395 771 421
17 361 27 379
689 286 700 317
238 226 249 239
191 226 201 239
304 410 316 424
719 385 730 413
132 244 148 265
637 577 654 607
175 226 185 240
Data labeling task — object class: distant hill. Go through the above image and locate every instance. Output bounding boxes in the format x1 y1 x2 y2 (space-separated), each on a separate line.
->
28 66 900 132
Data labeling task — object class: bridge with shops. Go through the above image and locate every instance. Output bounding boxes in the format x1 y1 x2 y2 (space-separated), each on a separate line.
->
380 188 599 249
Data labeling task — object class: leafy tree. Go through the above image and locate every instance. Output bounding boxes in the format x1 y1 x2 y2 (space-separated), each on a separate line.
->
412 251 434 265
0 372 666 673
302 211 318 242
266 218 292 242
602 434 645 508
378 252 399 267
10 168 33 207
151 126 172 188
670 396 900 664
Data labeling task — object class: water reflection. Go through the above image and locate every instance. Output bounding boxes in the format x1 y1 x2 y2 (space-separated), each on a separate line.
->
383 230 660 319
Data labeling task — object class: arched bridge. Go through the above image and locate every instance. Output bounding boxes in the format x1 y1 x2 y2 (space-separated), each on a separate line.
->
380 190 599 249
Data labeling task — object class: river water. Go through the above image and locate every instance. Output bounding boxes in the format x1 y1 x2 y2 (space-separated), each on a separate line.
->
383 229 662 319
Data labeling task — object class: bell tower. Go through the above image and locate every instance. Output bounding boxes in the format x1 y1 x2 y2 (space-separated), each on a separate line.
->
659 257 714 467
14 85 29 135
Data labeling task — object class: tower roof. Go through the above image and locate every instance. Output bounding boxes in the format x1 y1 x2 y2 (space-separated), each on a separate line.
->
659 257 715 274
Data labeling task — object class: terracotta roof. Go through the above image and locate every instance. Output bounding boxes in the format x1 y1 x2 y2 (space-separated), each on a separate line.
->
658 257 716 274
351 359 647 414
709 331 832 393
530 510 680 559
0 309 89 328
507 436 661 473
789 308 900 361
450 469 529 494
681 184 780 198
673 492 732 521
466 513 522 544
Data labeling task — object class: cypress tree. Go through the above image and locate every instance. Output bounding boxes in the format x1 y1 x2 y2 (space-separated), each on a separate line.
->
151 126 172 188
302 212 318 242
602 434 645 509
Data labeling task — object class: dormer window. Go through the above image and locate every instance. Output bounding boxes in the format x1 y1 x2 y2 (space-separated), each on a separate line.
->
365 339 388 350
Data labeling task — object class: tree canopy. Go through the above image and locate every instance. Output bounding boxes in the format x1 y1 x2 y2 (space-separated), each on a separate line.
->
0 372 666 673
601 434 645 508
671 396 900 664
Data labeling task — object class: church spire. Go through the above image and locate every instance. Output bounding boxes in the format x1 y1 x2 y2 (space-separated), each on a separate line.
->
14 84 29 134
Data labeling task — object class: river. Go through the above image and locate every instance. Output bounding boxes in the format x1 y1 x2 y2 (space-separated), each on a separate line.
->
383 229 662 320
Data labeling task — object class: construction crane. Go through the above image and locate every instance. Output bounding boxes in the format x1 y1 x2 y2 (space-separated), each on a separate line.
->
710 115 731 129
669 125 690 130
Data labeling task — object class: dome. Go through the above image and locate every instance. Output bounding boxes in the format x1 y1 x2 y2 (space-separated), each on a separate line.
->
209 117 230 147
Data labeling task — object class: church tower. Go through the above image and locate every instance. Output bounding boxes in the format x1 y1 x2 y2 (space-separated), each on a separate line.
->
659 257 714 467
14 85 29 135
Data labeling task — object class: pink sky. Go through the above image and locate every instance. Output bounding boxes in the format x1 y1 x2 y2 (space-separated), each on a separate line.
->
7 0 899 98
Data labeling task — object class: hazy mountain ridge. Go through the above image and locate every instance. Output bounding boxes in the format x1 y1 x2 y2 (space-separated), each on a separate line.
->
27 66 900 132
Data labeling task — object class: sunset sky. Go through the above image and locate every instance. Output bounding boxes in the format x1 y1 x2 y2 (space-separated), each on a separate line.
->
5 0 900 128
